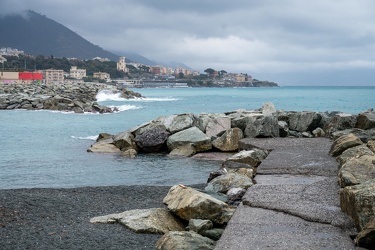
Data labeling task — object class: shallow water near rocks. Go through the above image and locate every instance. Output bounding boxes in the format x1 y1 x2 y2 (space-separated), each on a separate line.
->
1 86 374 189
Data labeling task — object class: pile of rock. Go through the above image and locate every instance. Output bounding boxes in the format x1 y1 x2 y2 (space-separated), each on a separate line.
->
329 118 375 248
88 103 375 157
88 104 375 249
0 82 142 113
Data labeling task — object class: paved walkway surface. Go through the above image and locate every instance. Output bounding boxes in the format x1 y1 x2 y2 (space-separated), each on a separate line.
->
214 138 357 250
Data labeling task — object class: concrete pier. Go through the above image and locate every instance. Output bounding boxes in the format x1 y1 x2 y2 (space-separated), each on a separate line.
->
214 138 357 250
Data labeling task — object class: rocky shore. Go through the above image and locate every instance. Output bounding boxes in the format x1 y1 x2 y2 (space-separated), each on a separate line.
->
0 82 142 113
87 103 375 249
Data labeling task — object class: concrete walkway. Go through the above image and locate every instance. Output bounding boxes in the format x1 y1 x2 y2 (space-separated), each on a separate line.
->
214 138 357 250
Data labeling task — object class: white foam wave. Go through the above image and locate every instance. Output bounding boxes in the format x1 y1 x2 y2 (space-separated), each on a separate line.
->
71 135 98 140
110 104 142 112
127 97 179 102
96 89 127 102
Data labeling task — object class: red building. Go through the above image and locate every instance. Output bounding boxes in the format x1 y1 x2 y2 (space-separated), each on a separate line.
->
19 72 43 80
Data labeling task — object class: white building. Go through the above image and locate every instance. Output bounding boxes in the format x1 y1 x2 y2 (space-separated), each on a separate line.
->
117 57 129 73
43 69 64 84
69 66 86 79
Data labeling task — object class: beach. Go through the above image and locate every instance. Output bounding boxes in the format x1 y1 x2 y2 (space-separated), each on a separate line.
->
0 184 204 250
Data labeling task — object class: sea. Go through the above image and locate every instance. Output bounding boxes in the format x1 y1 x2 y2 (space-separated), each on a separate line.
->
1 86 374 189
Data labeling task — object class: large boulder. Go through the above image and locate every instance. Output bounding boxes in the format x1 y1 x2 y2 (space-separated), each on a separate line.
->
338 155 375 187
356 111 375 130
261 102 277 116
324 113 357 135
331 128 375 142
205 172 254 194
168 113 197 134
163 185 235 225
336 145 375 168
90 208 185 234
169 144 196 157
244 115 279 138
224 149 269 168
167 127 212 153
212 128 244 152
288 111 322 132
231 115 257 131
134 125 170 153
155 231 215 250
355 218 375 249
112 131 138 151
329 133 363 157
205 116 231 138
87 139 121 153
340 179 375 230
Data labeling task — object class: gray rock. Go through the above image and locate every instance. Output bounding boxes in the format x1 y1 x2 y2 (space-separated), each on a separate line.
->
338 154 375 187
168 113 196 134
205 116 231 137
225 149 269 168
356 111 375 130
87 139 121 153
163 184 235 225
135 125 170 153
202 228 224 241
167 127 212 153
312 127 325 137
155 231 215 250
261 102 277 116
329 133 363 157
355 218 375 249
336 145 374 168
231 115 256 131
368 140 375 153
278 121 289 137
324 113 357 135
188 219 213 234
212 128 244 152
168 144 196 157
288 111 322 132
340 179 375 230
244 115 279 138
205 172 254 194
90 208 185 234
112 131 137 151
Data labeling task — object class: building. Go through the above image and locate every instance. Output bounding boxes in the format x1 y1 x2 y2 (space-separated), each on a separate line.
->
117 56 129 73
69 66 86 79
43 69 64 84
0 71 43 84
0 55 6 64
93 72 110 82
235 74 246 82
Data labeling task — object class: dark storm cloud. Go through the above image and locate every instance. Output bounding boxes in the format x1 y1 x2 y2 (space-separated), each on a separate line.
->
2 0 375 84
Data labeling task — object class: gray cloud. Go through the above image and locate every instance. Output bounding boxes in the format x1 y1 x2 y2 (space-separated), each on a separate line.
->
2 0 375 85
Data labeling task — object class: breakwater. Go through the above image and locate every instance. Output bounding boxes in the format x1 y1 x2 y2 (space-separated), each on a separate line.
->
0 82 142 113
88 103 375 249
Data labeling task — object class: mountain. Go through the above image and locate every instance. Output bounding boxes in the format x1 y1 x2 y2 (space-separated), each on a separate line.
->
111 51 158 65
0 10 119 61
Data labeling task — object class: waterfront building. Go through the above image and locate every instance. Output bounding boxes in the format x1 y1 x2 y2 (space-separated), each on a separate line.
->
93 72 111 82
43 69 64 84
69 66 86 79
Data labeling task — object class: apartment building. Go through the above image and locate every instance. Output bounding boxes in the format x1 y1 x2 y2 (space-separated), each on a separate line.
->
43 69 64 84
69 66 86 79
93 72 110 81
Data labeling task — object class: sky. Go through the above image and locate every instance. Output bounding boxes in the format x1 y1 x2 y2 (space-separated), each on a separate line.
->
1 0 375 85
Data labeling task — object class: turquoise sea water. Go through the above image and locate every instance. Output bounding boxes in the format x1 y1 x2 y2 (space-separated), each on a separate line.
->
1 86 374 189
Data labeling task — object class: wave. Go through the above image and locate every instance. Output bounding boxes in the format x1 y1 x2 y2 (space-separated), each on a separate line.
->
71 135 98 140
96 89 127 102
126 97 180 102
110 104 142 112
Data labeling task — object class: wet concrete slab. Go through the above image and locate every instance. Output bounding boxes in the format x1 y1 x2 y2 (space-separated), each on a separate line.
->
214 138 356 249
239 137 338 176
214 205 356 250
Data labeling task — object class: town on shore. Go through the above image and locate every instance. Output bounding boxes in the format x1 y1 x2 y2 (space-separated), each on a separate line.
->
0 47 278 88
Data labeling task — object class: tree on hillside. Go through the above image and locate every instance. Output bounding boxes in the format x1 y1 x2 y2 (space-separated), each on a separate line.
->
204 68 215 75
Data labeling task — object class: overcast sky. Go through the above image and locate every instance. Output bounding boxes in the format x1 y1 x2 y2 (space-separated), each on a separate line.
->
2 0 375 85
